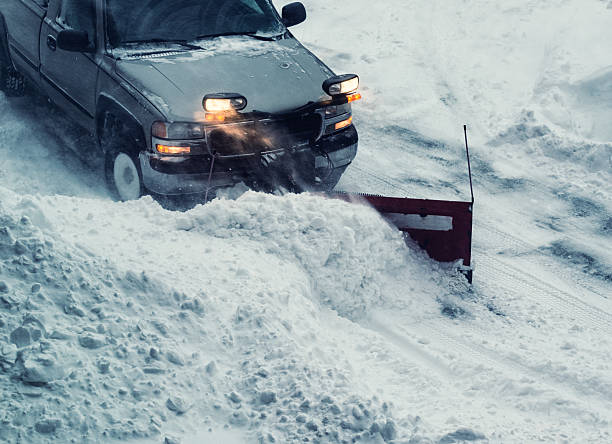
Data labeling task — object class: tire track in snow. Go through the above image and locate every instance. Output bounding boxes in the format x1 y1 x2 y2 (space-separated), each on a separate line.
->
363 317 455 380
480 254 612 330
375 317 612 418
475 216 611 301
416 321 612 409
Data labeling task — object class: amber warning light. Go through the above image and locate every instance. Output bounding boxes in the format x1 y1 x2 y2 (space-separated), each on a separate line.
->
156 144 191 155
205 114 226 122
346 92 362 103
335 116 353 131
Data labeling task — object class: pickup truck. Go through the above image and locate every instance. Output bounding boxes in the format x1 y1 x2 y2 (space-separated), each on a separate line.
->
0 0 360 201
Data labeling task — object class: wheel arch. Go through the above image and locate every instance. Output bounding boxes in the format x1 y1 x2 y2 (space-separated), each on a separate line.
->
96 94 147 154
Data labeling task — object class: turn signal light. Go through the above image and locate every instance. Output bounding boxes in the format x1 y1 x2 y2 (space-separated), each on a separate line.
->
156 144 191 155
346 92 362 103
335 116 353 131
205 113 226 122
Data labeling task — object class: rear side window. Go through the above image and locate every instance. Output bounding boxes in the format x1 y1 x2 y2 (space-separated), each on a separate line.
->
57 0 96 41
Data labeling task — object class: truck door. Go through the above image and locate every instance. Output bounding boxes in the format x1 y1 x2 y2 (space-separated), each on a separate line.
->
39 0 98 129
1 0 48 82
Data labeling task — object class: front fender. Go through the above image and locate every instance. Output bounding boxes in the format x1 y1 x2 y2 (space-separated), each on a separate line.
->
96 95 148 152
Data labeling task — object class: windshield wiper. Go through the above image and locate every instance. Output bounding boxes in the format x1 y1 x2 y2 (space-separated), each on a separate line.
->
192 31 284 41
121 39 203 50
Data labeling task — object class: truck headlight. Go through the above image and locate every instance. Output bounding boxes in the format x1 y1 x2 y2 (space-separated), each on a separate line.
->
152 121 204 139
323 74 359 96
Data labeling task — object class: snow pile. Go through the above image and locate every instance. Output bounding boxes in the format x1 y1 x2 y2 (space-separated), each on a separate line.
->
181 192 444 317
0 189 457 443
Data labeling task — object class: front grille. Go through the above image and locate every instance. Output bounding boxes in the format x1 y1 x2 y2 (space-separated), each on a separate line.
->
256 113 322 146
207 113 322 157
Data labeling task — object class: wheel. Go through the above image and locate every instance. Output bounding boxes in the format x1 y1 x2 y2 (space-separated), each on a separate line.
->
102 115 145 201
0 43 26 97
108 151 143 201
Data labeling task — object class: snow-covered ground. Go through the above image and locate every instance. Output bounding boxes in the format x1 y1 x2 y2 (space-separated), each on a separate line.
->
1 0 611 443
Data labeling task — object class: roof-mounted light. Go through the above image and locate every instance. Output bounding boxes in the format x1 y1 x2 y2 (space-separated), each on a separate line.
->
203 93 247 113
323 74 359 96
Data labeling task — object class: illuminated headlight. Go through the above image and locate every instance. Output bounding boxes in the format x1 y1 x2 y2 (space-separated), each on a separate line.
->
203 93 247 112
152 121 204 139
323 74 359 96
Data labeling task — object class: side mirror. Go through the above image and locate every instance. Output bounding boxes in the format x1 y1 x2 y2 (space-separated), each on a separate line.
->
282 2 306 28
57 30 93 53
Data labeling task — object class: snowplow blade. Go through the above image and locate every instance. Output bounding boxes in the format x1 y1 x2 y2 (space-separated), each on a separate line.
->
329 193 473 282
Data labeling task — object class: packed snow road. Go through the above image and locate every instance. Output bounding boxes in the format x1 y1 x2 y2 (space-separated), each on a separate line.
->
1 0 612 443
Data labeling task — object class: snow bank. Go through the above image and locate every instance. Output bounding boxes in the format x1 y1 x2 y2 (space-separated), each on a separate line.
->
181 191 439 317
0 188 456 443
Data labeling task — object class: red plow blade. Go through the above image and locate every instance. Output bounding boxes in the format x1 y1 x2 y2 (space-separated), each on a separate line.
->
330 193 474 282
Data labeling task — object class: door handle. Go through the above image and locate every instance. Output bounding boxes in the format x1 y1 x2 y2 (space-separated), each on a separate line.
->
47 35 57 51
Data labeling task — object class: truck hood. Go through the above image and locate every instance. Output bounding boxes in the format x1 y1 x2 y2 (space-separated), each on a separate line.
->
115 37 334 121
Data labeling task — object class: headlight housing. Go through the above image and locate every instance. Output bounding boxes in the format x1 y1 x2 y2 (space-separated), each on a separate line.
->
323 74 359 96
152 121 204 140
203 93 247 112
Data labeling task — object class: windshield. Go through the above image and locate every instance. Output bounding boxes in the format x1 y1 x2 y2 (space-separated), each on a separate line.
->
106 0 285 47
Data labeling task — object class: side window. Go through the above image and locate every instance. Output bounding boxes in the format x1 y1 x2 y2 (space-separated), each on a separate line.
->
57 0 96 42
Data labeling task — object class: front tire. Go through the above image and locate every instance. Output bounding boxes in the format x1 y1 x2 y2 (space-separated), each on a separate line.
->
102 115 145 201
108 151 143 201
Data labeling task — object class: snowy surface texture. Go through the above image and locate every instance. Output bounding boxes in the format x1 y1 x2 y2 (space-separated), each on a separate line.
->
0 0 611 443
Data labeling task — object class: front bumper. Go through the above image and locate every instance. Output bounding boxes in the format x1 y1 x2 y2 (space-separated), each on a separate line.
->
140 125 358 196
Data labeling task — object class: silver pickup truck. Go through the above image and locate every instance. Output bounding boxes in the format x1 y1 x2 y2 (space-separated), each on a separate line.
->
0 0 360 201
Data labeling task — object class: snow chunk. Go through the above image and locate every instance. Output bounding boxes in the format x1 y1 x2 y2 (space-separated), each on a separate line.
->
166 396 190 414
21 357 65 384
10 327 31 348
78 333 105 349
439 428 486 443
35 419 61 434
